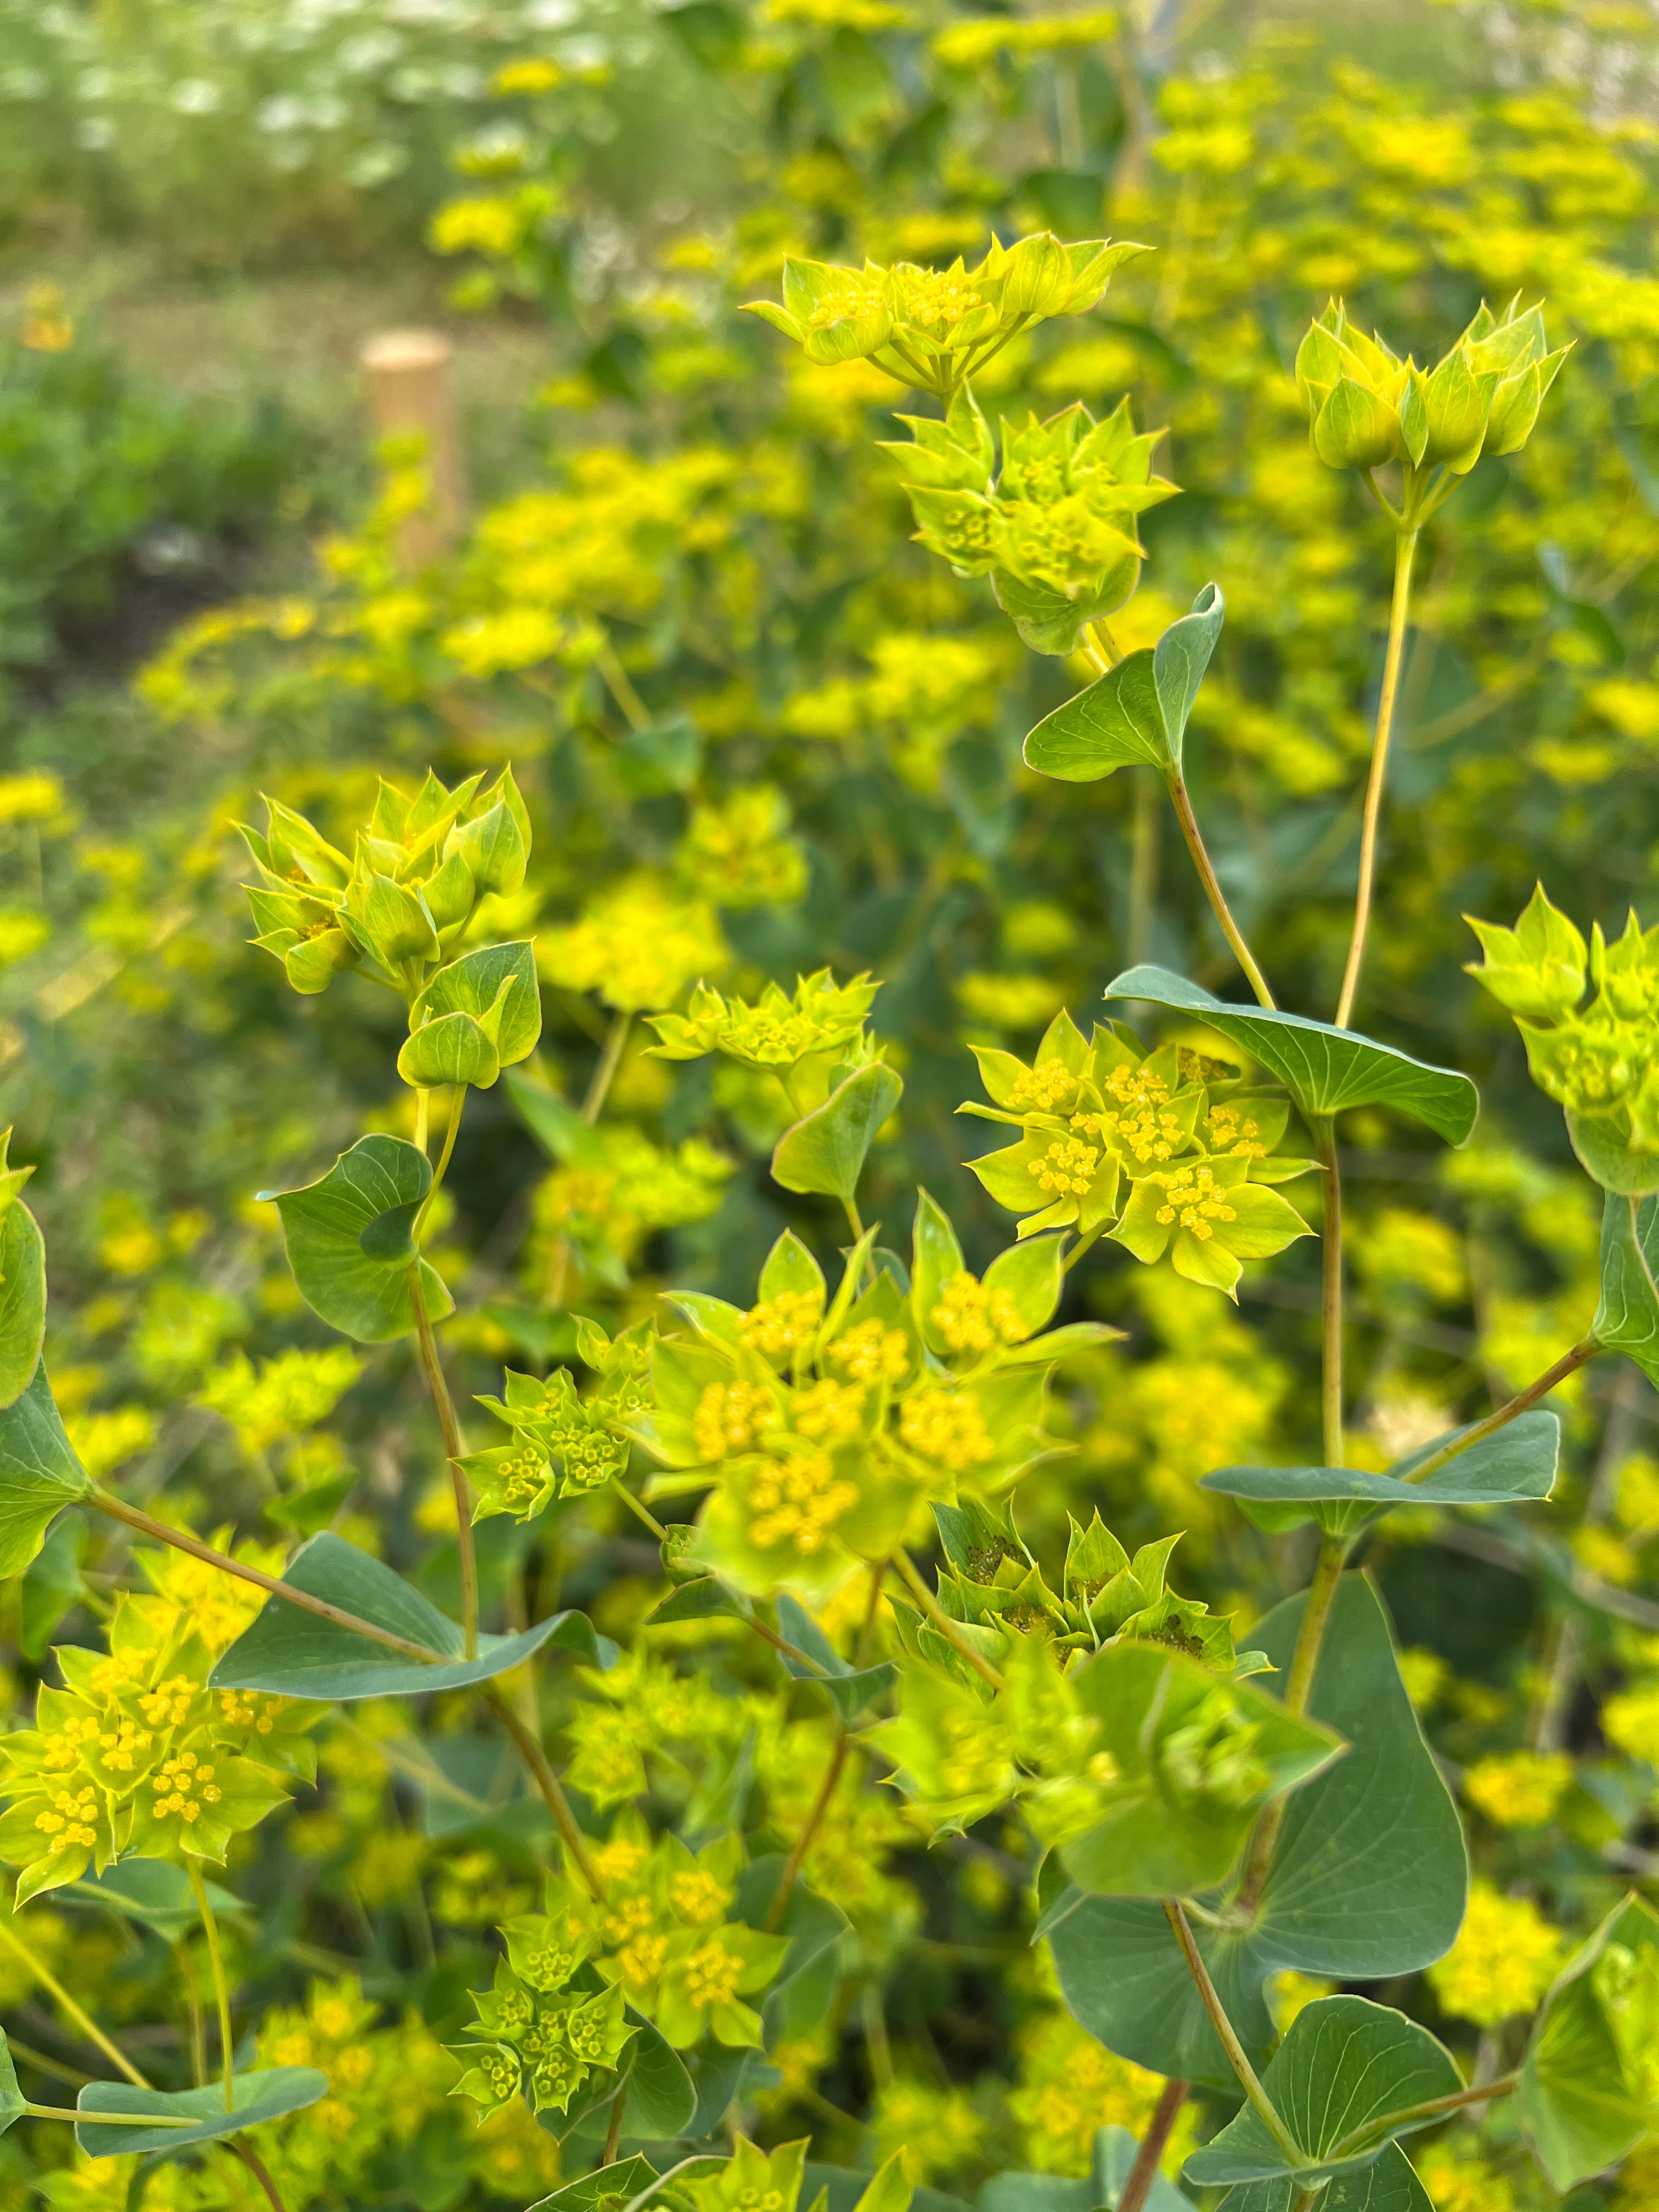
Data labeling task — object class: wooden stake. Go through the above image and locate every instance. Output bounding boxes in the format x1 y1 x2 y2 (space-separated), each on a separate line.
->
359 329 467 569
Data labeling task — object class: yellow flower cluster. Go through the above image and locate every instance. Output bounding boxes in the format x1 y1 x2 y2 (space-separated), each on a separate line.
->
739 1289 823 1358
1463 1750 1573 1830
930 1268 1028 1353
1151 1163 1239 1242
747 1451 860 1553
1426 1882 1563 2027
695 1381 783 1460
900 1387 994 1470
825 1318 910 1382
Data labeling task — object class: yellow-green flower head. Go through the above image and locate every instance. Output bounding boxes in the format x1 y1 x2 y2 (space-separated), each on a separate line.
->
879 391 1176 652
647 969 879 1069
1468 884 1659 1190
1296 295 1567 481
743 233 1149 399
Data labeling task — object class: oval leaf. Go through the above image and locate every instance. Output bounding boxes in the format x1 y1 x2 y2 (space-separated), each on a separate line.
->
1518 1891 1659 2191
1200 1410 1560 1528
265 1134 453 1343
74 2066 328 2158
1214 2143 1431 2212
619 2010 698 2138
772 1062 903 1202
0 1361 91 1582
209 1531 609 1699
411 940 541 1067
1104 967 1478 1146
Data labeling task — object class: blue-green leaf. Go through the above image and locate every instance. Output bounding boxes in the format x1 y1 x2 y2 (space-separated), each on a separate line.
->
209 1531 609 1699
1518 1891 1659 2191
1593 1192 1659 1386
263 1135 452 1342
1182 1997 1460 2188
74 2066 328 2158
1104 968 1479 1145
1200 1410 1560 1533
1214 2145 1431 2212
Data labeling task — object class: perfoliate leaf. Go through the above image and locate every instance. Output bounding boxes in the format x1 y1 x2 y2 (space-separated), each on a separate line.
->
1104 967 1479 1146
1182 1997 1460 2189
1212 2144 1431 2212
409 941 541 1072
1593 1192 1659 1386
210 1531 609 1699
74 2067 328 2158
19 1507 86 1659
0 2027 23 2136
619 2010 698 2139
1023 584 1224 780
772 1062 903 1202
61 1860 246 1946
264 1134 453 1342
0 1362 91 1582
1518 1891 1659 2191
1047 1579 1464 2090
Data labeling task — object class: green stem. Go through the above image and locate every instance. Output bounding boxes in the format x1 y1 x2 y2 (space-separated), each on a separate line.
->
88 1492 440 1662
483 1689 603 1903
889 1550 1005 1692
1163 772 1276 1009
0 1917 149 2087
1234 1537 1346 1914
595 639 650 732
584 1009 631 1124
1329 2071 1518 2159
765 1729 850 1933
25 2103 194 2128
176 1939 207 2087
1062 1219 1109 1274
1163 1901 1302 2165
1313 1115 1344 1470
1403 1335 1601 1486
602 2090 625 2166
610 1477 667 1541
1128 769 1160 969
408 1266 477 1659
1336 528 1418 1028
414 1086 464 1243
843 1195 866 1245
413 1086 430 1155
186 1858 234 2113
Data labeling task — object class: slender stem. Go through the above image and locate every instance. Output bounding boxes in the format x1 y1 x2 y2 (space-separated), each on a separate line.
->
26 2103 194 2128
0 1918 149 2087
483 1690 603 1902
1330 2072 1519 2158
889 1550 1005 1692
1062 1219 1110 1274
610 1477 667 1541
766 1730 850 1932
843 1197 866 1245
743 1612 833 1678
1163 1901 1302 2164
88 1493 439 1662
1164 773 1276 1008
176 1939 207 2087
1128 770 1161 969
229 2141 290 2212
414 1086 464 1242
595 639 650 732
408 1266 477 1658
584 1009 631 1124
1118 2077 1188 2212
1336 529 1418 1028
1313 1116 1344 1470
1285 1538 1346 1717
413 1086 430 1156
6 2036 92 2090
1403 1334 1602 1486
602 2088 625 2166
187 1859 234 2113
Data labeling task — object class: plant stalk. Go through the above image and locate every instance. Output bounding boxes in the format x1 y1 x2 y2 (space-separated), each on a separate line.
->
584 1008 631 1124
1163 772 1275 1009
0 1916 150 2087
1313 1116 1344 1471
229 2140 290 2212
1234 1534 1347 1914
483 1689 603 1903
765 1729 850 1932
25 2103 194 2128
414 1084 464 1241
408 1266 477 1658
889 1550 1005 1692
187 1858 235 2113
1163 1901 1302 2164
1117 2076 1188 2212
89 1492 438 1662
1330 2070 1519 2158
1336 528 1418 1028
1403 1335 1601 1485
